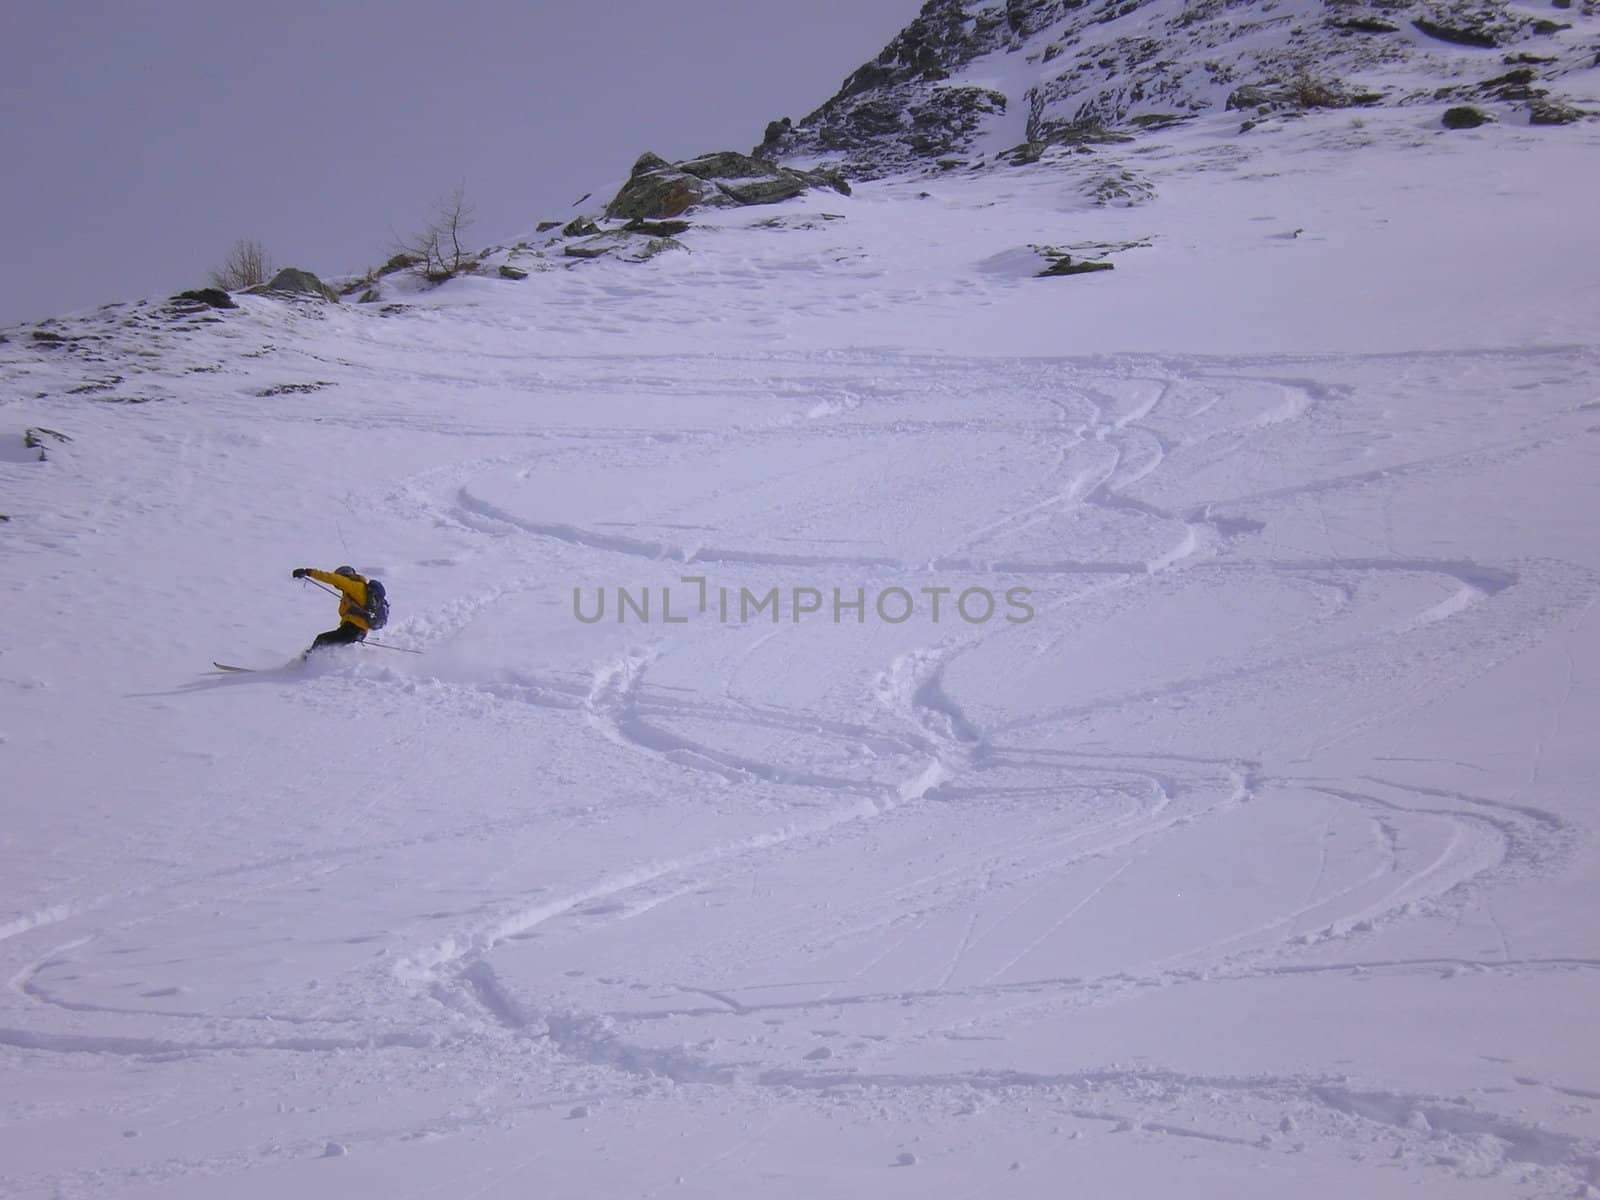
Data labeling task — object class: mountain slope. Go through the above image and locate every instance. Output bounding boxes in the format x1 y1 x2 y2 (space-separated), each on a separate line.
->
757 0 1598 173
3 25 1600 1200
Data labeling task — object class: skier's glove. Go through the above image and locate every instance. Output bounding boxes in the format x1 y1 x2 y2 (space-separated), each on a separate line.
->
292 568 308 579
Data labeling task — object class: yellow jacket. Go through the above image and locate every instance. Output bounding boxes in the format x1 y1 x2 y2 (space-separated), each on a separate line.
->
308 569 373 631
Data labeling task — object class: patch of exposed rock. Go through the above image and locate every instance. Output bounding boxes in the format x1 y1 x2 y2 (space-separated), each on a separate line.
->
605 150 849 221
751 0 1598 178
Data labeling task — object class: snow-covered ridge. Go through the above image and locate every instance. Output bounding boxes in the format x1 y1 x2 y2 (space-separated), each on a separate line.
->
758 0 1598 174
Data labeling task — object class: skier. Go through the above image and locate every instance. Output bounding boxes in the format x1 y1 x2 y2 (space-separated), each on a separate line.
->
292 565 385 655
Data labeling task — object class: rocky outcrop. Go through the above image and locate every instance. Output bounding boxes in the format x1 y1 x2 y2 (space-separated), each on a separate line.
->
1442 104 1492 127
1412 6 1518 46
751 0 1598 178
563 231 686 263
173 288 237 310
1528 98 1587 123
249 268 341 303
1085 168 1156 206
1035 249 1115 277
605 150 848 221
622 218 692 237
605 157 705 220
756 0 1012 174
1225 77 1385 114
23 427 72 462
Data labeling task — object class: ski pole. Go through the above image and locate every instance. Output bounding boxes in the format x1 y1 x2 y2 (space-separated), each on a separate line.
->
361 640 424 655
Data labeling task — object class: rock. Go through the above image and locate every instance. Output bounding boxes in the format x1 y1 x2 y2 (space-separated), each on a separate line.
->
1002 141 1046 165
622 218 692 236
1037 254 1114 277
604 170 708 221
1129 113 1190 130
605 151 847 220
1328 15 1401 33
380 253 417 275
65 375 123 396
568 1104 592 1119
804 1045 834 1061
321 1141 348 1158
498 265 529 280
636 238 686 260
1442 105 1491 128
1028 118 1135 146
1412 17 1502 47
808 168 852 197
1478 66 1549 102
895 1151 919 1166
629 151 670 177
755 1 1013 173
562 217 601 238
1008 0 1076 38
564 233 685 263
252 268 341 303
909 87 1008 156
751 213 846 231
358 288 380 303
1226 83 1279 111
257 382 332 397
1529 98 1585 124
1226 77 1380 114
173 288 237 309
679 150 778 180
718 175 807 206
1482 67 1536 90
23 427 72 461
1086 169 1155 206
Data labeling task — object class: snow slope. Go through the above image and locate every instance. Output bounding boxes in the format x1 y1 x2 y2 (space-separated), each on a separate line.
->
3 106 1600 1198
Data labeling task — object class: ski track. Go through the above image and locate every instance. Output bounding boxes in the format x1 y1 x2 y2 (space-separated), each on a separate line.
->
6 330 1600 1195
363 350 1598 1192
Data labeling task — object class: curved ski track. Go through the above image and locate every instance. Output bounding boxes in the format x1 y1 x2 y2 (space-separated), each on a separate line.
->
6 345 1598 1196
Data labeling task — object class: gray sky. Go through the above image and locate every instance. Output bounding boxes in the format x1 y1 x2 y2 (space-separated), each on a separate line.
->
0 1 918 328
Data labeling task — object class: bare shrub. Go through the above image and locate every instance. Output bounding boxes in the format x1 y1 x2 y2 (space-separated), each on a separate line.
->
394 188 477 281
208 238 274 291
1289 72 1347 109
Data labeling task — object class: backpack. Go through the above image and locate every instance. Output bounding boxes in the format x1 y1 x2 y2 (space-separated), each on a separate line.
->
362 578 389 630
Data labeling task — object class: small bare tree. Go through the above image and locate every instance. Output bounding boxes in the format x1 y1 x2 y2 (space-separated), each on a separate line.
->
394 187 477 280
209 238 274 291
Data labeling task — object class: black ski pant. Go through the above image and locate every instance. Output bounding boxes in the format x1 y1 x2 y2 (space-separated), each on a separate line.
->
309 621 367 653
